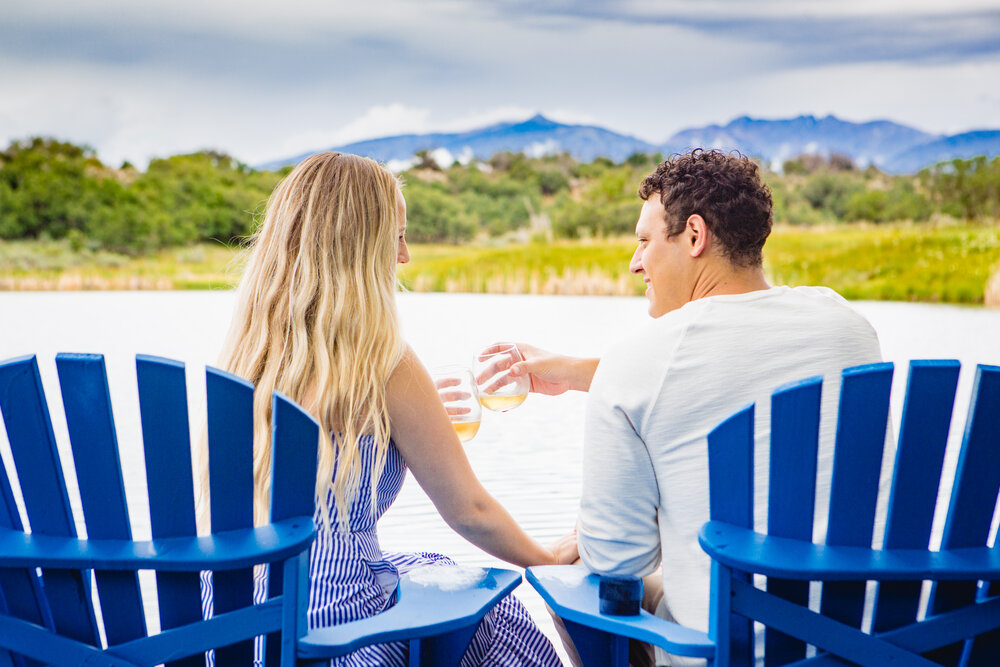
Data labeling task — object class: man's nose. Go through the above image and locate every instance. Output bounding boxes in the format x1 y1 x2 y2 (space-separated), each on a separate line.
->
629 250 642 274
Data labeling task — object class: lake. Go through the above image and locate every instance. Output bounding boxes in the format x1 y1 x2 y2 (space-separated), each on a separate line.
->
2 291 999 661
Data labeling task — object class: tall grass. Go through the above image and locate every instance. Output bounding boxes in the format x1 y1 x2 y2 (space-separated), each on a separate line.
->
399 224 1000 304
3 224 999 304
765 224 1000 303
0 241 243 290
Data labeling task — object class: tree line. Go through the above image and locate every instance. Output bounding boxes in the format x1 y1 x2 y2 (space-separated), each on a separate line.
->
1 137 998 254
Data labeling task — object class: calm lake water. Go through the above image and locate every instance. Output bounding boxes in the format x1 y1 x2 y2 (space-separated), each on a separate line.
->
1 291 999 661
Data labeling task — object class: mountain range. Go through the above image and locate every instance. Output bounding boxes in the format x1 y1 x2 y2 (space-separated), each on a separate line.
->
260 113 1000 174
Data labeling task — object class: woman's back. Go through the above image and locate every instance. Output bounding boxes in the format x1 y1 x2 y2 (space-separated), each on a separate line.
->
309 435 407 627
208 152 564 666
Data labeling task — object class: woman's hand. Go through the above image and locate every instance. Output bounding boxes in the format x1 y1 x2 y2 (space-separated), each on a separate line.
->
434 376 473 417
388 346 561 569
547 527 580 565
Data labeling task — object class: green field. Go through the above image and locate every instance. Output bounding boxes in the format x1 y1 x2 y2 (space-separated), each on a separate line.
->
2 223 999 304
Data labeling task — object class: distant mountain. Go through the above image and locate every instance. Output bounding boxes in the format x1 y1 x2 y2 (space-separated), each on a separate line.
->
882 129 1000 174
261 114 657 170
259 113 1000 174
663 115 937 171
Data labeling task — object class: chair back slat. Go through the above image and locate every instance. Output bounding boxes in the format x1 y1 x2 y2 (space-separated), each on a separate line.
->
765 376 822 666
706 405 755 666
707 405 754 528
872 360 960 634
819 363 894 629
926 364 1000 664
55 354 147 646
0 355 100 648
264 392 320 667
204 366 256 664
269 392 320 524
767 376 823 539
0 360 51 667
135 355 203 667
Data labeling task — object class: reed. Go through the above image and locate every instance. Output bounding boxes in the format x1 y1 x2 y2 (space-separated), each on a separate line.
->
3 223 998 304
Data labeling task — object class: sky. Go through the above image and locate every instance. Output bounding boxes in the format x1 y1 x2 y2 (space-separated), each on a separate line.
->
3 0 999 167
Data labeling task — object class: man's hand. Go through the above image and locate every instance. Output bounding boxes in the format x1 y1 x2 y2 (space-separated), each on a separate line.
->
505 342 599 395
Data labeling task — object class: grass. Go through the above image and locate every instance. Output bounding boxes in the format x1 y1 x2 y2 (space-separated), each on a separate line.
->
0 242 244 290
765 224 1000 303
2 223 999 304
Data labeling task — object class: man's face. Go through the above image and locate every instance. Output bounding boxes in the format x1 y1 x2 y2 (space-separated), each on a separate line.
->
629 196 691 318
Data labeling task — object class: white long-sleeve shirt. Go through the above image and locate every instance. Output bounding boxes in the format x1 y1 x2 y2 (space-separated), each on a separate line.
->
578 286 883 651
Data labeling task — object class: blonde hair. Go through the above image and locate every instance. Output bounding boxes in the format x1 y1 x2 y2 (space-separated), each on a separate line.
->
209 152 404 529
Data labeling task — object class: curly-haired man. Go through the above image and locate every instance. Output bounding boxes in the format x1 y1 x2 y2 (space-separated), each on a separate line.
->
512 150 883 666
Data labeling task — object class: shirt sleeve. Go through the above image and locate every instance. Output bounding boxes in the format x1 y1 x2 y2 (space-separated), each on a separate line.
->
577 352 662 578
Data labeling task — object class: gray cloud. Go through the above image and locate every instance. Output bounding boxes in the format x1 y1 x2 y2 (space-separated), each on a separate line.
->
0 13 472 88
486 2 1000 67
1 0 997 165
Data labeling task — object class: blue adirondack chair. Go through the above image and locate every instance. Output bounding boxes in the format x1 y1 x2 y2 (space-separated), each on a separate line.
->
529 360 1000 666
0 353 521 666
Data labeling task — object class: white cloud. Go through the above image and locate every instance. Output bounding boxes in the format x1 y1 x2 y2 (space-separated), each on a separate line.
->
2 0 997 166
525 139 560 158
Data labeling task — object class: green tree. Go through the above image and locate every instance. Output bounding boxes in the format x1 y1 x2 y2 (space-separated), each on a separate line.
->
403 181 477 243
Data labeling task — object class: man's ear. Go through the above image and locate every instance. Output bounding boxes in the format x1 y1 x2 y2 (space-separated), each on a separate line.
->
686 214 710 257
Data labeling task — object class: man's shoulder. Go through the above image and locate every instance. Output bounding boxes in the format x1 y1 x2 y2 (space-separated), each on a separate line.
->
706 285 873 330
782 285 851 307
779 285 876 330
593 308 699 390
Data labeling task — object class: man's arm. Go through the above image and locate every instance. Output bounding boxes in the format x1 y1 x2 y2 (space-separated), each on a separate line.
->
577 365 661 577
508 342 600 395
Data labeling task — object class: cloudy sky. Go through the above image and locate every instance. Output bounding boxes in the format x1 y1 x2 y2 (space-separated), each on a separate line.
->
3 0 999 167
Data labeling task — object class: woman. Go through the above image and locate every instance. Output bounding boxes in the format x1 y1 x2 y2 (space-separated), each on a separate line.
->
209 152 570 665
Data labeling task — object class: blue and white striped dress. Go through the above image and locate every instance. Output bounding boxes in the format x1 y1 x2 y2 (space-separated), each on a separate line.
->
204 435 561 666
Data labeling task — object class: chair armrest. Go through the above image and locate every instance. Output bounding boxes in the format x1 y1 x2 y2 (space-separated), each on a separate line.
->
298 566 521 659
525 566 714 659
699 521 1000 581
0 516 314 571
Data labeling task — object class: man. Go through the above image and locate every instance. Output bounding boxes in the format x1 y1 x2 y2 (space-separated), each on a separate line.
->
511 149 882 666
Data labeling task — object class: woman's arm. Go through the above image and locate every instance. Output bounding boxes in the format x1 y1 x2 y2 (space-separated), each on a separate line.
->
387 346 576 568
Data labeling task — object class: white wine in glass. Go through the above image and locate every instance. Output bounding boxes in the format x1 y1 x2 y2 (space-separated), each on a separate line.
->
431 366 482 443
479 394 527 411
451 419 482 442
475 343 530 413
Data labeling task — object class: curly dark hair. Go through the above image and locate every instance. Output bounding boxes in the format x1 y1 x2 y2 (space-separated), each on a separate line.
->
638 149 772 268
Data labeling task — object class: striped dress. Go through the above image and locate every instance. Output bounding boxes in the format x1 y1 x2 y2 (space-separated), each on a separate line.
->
203 435 562 666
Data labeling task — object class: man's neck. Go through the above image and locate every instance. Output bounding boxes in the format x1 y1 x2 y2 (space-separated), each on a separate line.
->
690 264 771 302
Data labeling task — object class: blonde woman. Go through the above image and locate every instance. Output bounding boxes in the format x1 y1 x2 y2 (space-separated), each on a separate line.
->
207 152 570 665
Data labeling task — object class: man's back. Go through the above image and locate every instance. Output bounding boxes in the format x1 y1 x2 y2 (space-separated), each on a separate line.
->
578 286 883 636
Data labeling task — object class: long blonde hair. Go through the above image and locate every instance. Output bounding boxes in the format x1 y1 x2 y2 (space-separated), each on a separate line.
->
212 152 404 528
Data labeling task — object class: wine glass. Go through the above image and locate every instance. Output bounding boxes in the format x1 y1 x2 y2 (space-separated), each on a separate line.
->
474 343 530 412
430 365 482 443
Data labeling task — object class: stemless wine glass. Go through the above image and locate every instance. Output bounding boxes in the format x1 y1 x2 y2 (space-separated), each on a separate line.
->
474 343 530 412
430 365 482 443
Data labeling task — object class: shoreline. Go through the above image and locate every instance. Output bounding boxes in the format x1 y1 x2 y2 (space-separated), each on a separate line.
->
2 223 998 305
